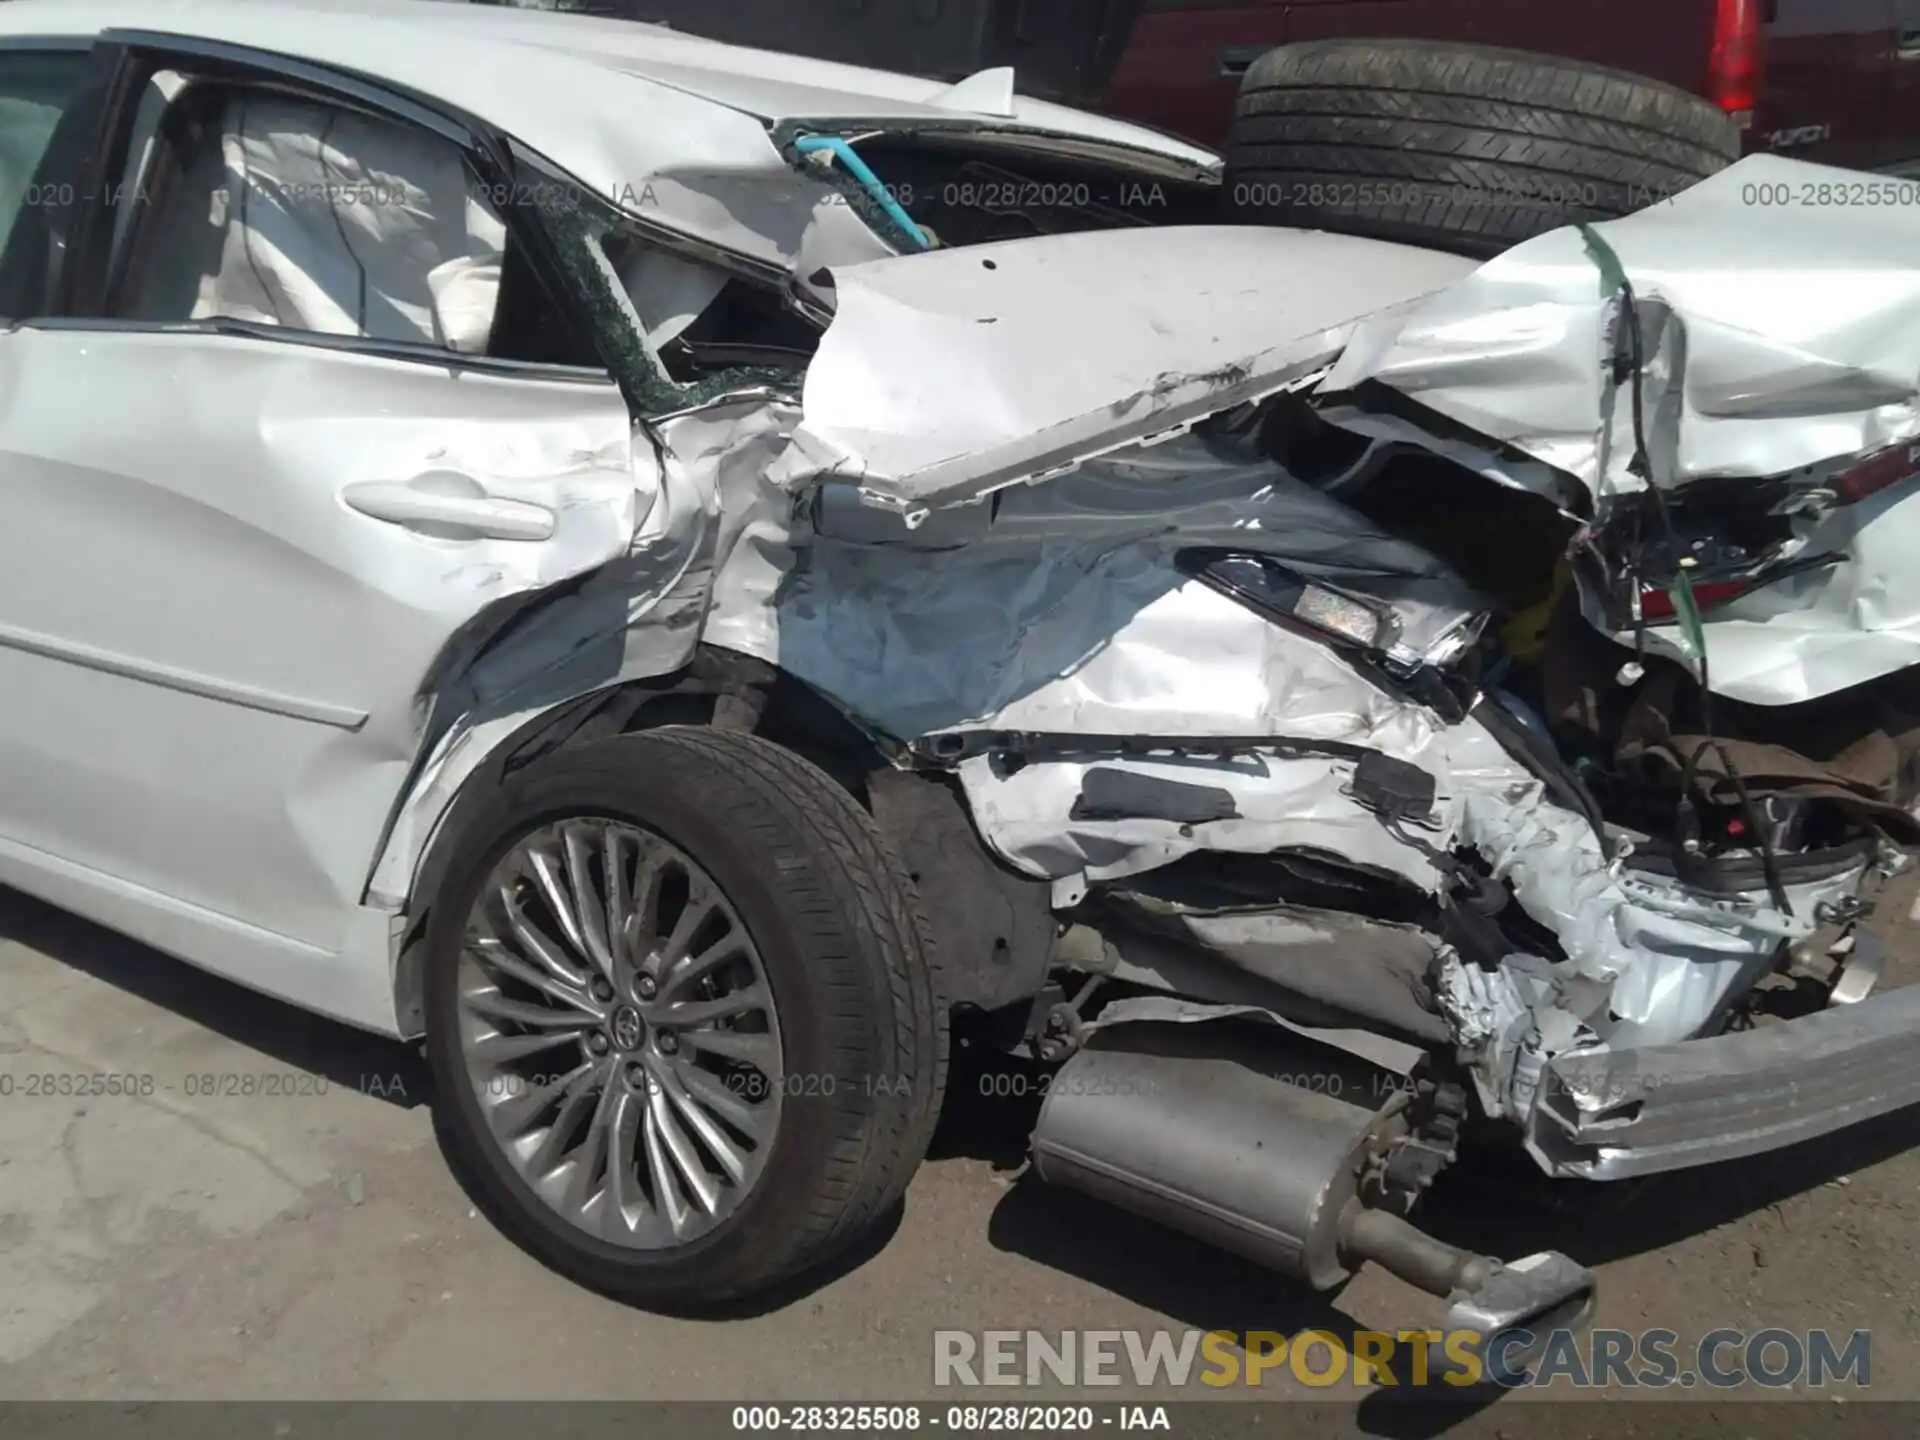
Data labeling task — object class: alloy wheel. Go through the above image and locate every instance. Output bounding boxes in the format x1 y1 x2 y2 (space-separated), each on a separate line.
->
455 819 783 1249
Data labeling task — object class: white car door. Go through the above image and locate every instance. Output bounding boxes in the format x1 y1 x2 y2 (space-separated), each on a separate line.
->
0 66 653 1020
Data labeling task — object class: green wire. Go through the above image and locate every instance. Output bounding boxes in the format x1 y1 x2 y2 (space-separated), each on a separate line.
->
1580 223 1711 683
1578 223 1630 297
1670 565 1708 676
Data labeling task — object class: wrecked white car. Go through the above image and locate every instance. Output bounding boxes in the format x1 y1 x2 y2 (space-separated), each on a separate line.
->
3 0 1917 1347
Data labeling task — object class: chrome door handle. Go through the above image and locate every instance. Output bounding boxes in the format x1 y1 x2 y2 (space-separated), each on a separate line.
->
342 472 555 541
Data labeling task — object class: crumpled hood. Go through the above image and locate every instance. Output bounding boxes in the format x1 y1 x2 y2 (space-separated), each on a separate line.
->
771 226 1478 516
1318 154 1920 505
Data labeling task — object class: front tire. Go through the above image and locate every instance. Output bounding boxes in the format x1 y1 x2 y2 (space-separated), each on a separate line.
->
424 726 947 1307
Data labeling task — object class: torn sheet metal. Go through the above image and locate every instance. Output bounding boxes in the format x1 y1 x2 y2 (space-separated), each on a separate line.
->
1320 155 1920 506
1439 716 1864 1049
368 396 797 911
1435 724 1877 1140
293 136 1889 1145
773 226 1477 514
1082 995 1425 1079
959 747 1445 894
963 693 1858 1083
708 427 1481 741
1317 154 1920 705
1583 481 1920 705
705 390 1823 1070
703 389 1835 1086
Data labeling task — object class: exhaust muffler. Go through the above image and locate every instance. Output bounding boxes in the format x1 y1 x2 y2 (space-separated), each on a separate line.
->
1030 1022 1595 1367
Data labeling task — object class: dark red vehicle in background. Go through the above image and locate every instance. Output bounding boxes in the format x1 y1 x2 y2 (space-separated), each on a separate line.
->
1109 1 1919 172
1095 1 1920 251
584 1 1920 253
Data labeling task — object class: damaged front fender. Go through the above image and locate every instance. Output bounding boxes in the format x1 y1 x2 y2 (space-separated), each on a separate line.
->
366 395 800 934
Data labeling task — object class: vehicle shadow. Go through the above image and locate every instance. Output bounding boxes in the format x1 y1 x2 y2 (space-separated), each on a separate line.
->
0 885 912 1317
932 1031 1920 1435
935 1039 1367 1356
8 875 1918 1356
0 884 429 1107
430 1079 914 1320
1418 1104 1920 1271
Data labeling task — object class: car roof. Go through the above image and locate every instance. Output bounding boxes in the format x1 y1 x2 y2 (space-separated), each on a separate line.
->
0 0 1215 258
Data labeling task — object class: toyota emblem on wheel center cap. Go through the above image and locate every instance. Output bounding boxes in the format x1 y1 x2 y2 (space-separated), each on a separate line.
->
610 1005 646 1051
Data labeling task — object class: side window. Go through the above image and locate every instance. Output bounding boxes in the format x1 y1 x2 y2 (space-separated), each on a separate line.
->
599 229 821 403
0 49 92 255
105 82 599 368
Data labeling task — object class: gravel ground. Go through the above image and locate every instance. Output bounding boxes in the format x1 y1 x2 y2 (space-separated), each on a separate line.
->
0 873 1915 1432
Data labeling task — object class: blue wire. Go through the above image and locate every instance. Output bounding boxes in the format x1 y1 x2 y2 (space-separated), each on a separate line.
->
794 135 933 250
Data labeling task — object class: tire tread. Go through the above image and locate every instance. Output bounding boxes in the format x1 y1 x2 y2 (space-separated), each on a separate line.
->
425 726 947 1307
1226 39 1741 256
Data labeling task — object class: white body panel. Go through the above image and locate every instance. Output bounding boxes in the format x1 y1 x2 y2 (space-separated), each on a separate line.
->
0 0 1217 270
779 226 1476 513
0 0 1895 1135
0 327 644 1030
1320 154 1920 704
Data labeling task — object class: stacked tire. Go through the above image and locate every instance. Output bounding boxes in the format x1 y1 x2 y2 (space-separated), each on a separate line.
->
1225 39 1743 257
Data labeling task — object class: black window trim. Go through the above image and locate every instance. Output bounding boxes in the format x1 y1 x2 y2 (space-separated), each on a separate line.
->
0 36 95 53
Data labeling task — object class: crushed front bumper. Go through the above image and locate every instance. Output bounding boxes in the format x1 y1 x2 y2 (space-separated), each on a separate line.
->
1528 980 1920 1180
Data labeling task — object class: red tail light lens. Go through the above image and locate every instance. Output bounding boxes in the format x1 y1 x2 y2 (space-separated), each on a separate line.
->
1638 577 1757 622
1710 0 1765 124
1833 441 1920 506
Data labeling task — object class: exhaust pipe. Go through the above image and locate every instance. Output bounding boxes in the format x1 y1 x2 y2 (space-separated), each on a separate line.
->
1030 1023 1595 1365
